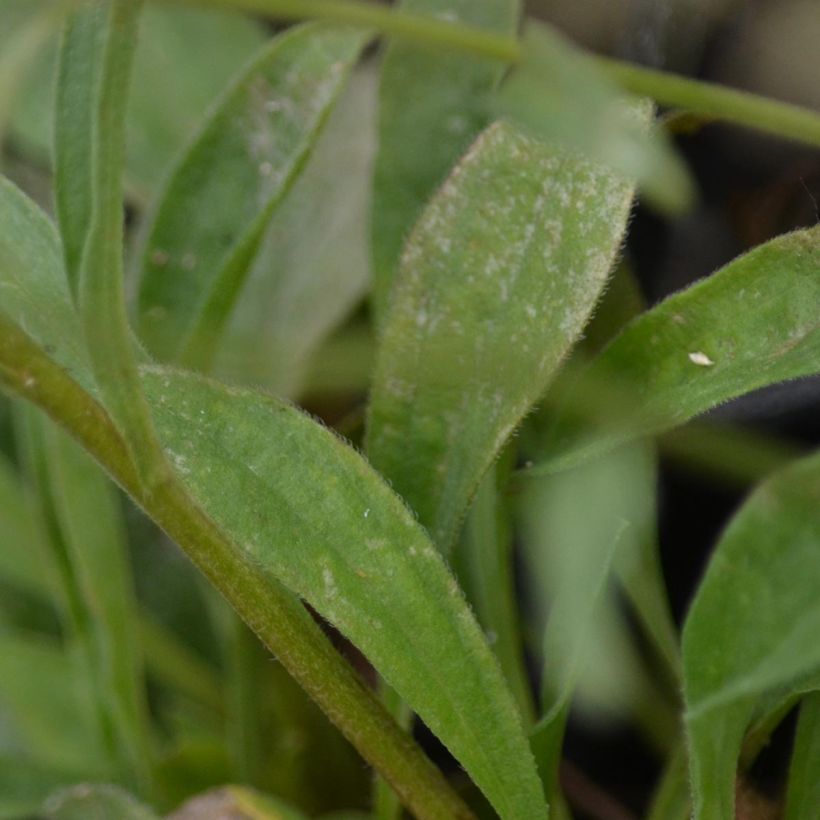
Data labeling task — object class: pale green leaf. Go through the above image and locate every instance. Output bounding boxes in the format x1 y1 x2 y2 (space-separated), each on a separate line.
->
682 451 820 820
15 407 152 790
215 66 376 397
0 632 107 775
536 226 820 475
494 21 692 213
168 786 308 820
785 692 820 820
371 0 519 321
40 784 159 819
0 175 93 391
0 756 76 820
12 4 266 202
366 120 636 552
141 365 547 820
137 24 367 366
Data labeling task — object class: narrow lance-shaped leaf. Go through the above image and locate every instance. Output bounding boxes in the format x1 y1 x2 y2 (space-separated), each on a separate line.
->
682 450 820 820
366 119 637 552
60 0 165 485
534 226 820 475
215 66 376 397
372 0 519 322
15 407 152 792
494 21 692 213
785 693 820 820
137 24 367 366
141 365 548 820
40 784 159 820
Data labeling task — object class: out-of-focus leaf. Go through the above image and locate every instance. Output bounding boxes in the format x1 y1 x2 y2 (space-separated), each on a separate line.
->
371 0 519 322
168 786 306 820
0 175 93 390
137 24 367 366
535 226 820 475
0 451 48 598
494 21 692 213
15 407 152 790
40 784 159 819
682 451 820 820
11 4 267 200
0 756 76 820
521 443 655 794
785 692 820 820
140 365 547 820
366 120 636 552
0 632 107 774
215 66 376 398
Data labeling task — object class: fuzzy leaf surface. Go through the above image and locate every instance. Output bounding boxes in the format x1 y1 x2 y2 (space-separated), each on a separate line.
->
141 365 547 820
682 451 820 820
366 120 636 551
371 0 519 321
537 226 820 474
137 24 366 363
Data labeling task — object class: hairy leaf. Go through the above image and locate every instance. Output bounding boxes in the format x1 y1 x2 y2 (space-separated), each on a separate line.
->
366 120 636 551
536 226 820 474
785 693 820 820
0 176 92 390
371 0 519 321
215 66 376 397
682 451 820 820
40 784 158 819
0 756 76 820
141 365 547 820
137 24 367 365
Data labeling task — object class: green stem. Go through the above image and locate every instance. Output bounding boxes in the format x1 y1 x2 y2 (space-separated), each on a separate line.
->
170 0 521 61
0 315 474 820
598 56 820 149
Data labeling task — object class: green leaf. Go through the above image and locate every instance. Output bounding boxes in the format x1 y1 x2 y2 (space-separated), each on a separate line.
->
371 0 519 322
40 784 159 819
522 443 655 795
15 407 152 791
0 756 77 820
58 0 165 484
785 693 820 820
682 450 820 820
215 65 376 397
366 120 637 551
494 21 692 213
141 364 547 820
0 175 93 391
0 631 107 774
536 226 820 475
137 24 367 366
14 4 267 201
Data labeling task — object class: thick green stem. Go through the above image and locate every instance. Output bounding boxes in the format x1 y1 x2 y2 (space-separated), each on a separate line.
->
0 315 474 820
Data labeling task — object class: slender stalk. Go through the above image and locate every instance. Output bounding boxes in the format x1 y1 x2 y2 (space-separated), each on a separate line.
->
598 56 820 149
0 314 474 820
169 0 521 61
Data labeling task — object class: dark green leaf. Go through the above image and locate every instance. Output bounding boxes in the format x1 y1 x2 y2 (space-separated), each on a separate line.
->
682 451 820 819
137 24 367 366
371 0 519 321
785 693 820 820
536 226 820 475
366 120 637 551
40 784 158 820
141 365 547 820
